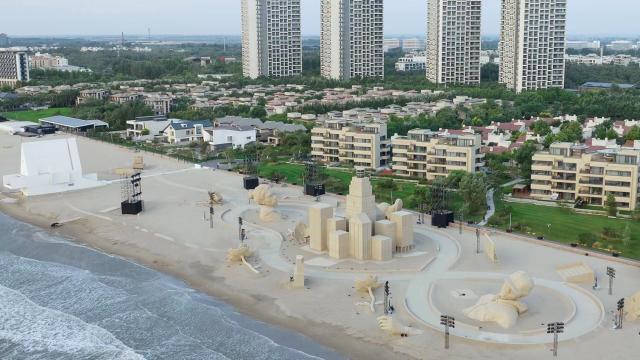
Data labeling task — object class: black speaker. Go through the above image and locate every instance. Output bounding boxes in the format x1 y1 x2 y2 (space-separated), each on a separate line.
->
121 200 143 215
305 183 325 196
431 211 453 228
243 176 259 190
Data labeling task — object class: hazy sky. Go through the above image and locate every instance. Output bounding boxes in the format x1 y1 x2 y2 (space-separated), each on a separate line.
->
3 0 638 37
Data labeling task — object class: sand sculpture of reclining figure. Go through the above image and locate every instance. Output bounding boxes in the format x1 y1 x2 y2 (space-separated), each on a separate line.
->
355 276 382 313
227 245 260 274
377 316 423 337
249 184 280 222
463 271 535 329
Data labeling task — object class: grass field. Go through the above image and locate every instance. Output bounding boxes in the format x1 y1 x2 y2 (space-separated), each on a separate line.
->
491 193 640 260
0 108 73 122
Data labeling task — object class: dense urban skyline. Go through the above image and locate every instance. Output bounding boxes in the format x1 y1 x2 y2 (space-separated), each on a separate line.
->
2 0 639 37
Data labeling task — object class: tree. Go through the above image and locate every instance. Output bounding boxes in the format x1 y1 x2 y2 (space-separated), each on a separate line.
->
554 121 583 143
593 120 618 140
445 170 467 189
622 223 632 247
513 142 538 180
625 126 640 141
605 193 618 217
578 232 597 248
459 173 488 216
374 177 398 202
531 120 551 136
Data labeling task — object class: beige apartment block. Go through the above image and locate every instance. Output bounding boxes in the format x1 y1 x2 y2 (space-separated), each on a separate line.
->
531 143 640 210
392 130 485 180
311 120 390 169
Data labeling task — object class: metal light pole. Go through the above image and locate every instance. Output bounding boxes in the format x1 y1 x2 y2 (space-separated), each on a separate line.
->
475 228 480 254
384 281 390 315
616 298 625 329
547 322 565 357
440 315 455 350
239 217 243 244
607 267 616 296
209 206 214 229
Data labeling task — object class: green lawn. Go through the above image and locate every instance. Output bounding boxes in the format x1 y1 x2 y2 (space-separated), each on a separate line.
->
491 197 640 260
0 107 73 122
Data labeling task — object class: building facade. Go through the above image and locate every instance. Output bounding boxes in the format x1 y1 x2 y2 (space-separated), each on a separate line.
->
311 120 390 169
426 0 482 85
29 53 69 69
395 52 427 72
0 50 29 88
499 0 567 92
321 0 384 80
392 130 484 180
241 0 302 79
531 143 640 210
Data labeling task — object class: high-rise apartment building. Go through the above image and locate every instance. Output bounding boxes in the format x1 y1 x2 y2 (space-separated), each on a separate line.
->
241 0 302 79
426 0 482 85
320 0 384 80
499 0 567 92
0 50 29 88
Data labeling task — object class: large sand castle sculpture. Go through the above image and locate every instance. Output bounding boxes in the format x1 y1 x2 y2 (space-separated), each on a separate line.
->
463 271 535 329
249 184 280 222
308 171 414 261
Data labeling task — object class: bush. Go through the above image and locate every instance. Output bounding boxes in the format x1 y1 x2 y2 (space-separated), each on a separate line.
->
578 232 597 248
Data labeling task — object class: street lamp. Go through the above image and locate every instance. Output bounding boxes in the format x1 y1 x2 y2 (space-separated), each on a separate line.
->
616 298 625 329
384 281 390 315
239 217 244 244
547 322 565 357
475 228 481 254
440 315 455 349
607 266 616 296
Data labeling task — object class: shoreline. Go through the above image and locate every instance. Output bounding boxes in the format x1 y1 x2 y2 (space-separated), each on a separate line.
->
0 202 412 360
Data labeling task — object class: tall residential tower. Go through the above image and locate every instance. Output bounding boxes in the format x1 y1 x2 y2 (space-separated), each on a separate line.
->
426 0 482 85
320 0 384 80
0 50 29 88
241 0 302 79
499 0 567 92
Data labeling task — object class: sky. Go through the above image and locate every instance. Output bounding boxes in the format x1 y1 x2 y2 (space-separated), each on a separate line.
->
2 0 639 37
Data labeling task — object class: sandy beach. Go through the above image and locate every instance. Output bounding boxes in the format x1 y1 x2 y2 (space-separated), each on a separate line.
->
2 131 639 360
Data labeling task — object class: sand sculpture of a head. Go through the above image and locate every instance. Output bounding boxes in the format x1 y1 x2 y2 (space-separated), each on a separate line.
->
249 184 278 207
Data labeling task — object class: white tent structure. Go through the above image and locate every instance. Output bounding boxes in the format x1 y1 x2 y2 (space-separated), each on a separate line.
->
3 138 105 196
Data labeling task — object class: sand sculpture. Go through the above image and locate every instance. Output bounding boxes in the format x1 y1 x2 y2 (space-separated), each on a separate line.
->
355 275 382 313
377 199 403 220
227 245 260 274
625 291 640 321
288 221 308 244
463 271 535 329
249 184 280 222
293 255 305 289
377 316 423 337
308 172 413 260
208 191 224 205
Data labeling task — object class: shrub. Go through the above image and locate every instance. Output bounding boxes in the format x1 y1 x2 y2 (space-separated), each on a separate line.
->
578 232 597 248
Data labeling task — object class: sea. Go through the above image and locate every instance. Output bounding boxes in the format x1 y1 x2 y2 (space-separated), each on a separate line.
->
0 212 344 360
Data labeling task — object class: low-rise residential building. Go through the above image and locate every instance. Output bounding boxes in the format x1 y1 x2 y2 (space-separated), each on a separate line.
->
203 125 256 150
391 130 484 180
311 120 390 169
110 93 143 104
144 95 173 116
76 89 109 105
126 115 170 139
531 142 640 210
395 52 427 72
162 119 213 144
